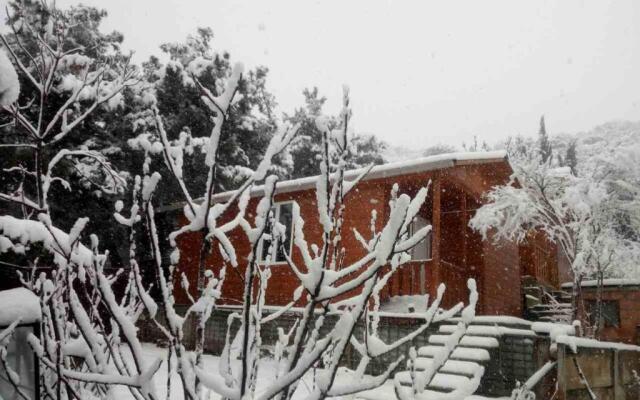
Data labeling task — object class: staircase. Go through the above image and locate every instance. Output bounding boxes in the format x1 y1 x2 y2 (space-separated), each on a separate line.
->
394 322 500 397
523 277 573 324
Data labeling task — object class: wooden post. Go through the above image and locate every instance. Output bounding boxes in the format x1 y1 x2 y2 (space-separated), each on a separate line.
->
432 174 441 296
33 323 40 400
420 263 426 295
613 349 623 400
557 343 567 400
462 189 467 268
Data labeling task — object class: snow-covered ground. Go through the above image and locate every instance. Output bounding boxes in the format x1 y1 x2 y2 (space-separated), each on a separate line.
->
114 343 359 399
113 344 507 399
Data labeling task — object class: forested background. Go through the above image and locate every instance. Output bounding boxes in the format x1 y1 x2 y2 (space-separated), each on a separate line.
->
2 0 639 275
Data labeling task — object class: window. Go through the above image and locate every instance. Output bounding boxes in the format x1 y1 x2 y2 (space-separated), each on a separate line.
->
258 202 293 264
409 215 432 261
587 300 620 328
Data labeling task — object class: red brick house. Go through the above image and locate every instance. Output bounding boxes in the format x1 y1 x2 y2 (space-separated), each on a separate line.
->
170 151 568 317
562 279 640 344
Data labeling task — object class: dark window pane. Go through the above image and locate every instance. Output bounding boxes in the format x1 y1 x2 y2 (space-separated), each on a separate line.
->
587 300 620 328
276 203 293 262
259 207 275 262
602 301 620 328
410 216 431 260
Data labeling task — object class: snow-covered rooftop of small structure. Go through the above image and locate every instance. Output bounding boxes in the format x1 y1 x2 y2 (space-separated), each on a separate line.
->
160 150 508 211
561 278 640 289
0 287 41 326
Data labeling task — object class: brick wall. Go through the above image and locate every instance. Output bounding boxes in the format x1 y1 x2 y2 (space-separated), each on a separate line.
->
174 180 390 307
481 230 522 316
581 285 640 345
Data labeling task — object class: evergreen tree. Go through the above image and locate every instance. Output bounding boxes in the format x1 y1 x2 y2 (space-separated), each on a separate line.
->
538 115 553 163
564 139 578 175
134 28 280 202
283 87 386 179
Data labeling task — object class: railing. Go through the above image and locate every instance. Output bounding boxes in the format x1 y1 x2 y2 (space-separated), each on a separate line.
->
381 260 435 302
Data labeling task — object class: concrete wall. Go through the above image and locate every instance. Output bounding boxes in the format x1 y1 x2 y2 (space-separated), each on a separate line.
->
557 344 640 400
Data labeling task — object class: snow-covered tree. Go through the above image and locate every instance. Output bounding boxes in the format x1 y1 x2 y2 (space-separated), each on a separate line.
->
0 2 162 399
0 0 136 214
422 143 458 157
0 0 144 273
469 126 640 327
138 84 472 399
145 28 282 196
0 4 479 399
461 135 489 153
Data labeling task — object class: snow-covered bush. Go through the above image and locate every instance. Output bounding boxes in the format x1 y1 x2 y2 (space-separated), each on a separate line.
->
0 3 477 399
128 83 473 399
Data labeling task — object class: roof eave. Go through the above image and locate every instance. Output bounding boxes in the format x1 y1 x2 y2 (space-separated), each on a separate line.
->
157 151 509 213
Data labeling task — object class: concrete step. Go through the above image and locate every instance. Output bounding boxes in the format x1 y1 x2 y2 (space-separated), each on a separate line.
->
531 303 572 309
428 334 499 349
414 357 482 377
396 370 470 391
438 325 500 337
539 316 572 323
529 309 572 316
418 345 490 362
391 386 456 398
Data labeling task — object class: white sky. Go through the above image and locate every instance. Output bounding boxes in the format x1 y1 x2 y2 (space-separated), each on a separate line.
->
9 0 640 147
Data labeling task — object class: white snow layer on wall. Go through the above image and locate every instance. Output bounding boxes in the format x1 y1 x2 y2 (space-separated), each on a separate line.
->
0 288 41 326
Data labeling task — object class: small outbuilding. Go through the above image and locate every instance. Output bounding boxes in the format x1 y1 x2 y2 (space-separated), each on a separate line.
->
562 279 640 344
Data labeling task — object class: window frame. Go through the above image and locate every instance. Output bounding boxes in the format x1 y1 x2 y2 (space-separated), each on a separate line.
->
587 299 620 329
408 215 433 262
257 200 295 265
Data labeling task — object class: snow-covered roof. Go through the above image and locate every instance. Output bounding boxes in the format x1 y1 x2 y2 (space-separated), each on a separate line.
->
561 278 640 289
0 287 41 326
157 150 509 213
157 151 507 212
